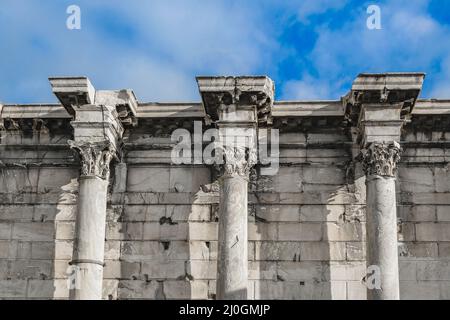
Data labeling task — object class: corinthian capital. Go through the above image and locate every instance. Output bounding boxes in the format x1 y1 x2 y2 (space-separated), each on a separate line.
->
360 141 402 177
68 140 116 180
219 146 257 179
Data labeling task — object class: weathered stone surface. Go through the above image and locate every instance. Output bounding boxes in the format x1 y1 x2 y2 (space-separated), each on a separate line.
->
255 241 301 261
0 73 449 301
12 223 55 241
300 242 346 261
416 223 450 241
278 223 322 241
127 167 170 192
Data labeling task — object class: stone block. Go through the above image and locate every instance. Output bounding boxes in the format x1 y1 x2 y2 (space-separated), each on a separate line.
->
254 280 346 300
141 261 185 280
399 260 417 281
16 241 32 259
0 241 12 258
437 206 450 221
104 240 120 260
124 205 165 222
435 167 450 192
0 205 33 221
117 280 159 299
127 167 170 192
121 240 189 262
208 241 218 260
189 241 210 260
249 222 278 241
142 222 189 241
255 241 301 261
188 222 218 241
400 281 440 300
35 168 79 193
104 260 140 279
188 205 212 222
190 280 209 299
417 261 450 281
103 279 119 300
398 222 416 241
279 133 306 144
438 243 450 257
398 242 438 258
327 262 366 281
271 167 303 193
303 167 345 185
278 223 322 241
323 222 364 241
12 222 55 241
187 261 216 280
169 167 210 193
347 281 366 300
107 222 143 240
277 261 326 281
53 260 70 279
416 223 450 241
0 260 9 279
248 261 277 280
7 259 53 280
163 280 191 299
300 242 346 261
0 223 12 240
398 167 434 192
255 205 299 222
248 241 255 261
397 205 436 222
55 240 73 260
300 205 344 222
0 280 27 298
346 242 366 261
55 222 74 240
31 242 54 259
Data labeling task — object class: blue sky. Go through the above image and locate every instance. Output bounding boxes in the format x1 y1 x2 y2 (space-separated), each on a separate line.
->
0 0 449 103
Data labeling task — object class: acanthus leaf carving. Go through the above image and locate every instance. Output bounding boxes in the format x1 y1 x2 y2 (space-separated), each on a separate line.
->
359 141 402 177
219 145 257 179
68 140 116 180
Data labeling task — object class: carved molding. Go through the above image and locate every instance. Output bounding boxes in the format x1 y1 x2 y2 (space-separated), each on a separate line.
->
219 145 257 179
68 140 116 180
359 141 402 177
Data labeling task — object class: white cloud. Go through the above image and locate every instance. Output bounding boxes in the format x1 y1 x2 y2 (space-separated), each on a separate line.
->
280 0 450 99
0 0 449 102
0 0 279 103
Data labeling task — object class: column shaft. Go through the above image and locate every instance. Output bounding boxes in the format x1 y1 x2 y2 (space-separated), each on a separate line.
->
70 176 109 300
217 175 248 300
361 141 401 300
366 175 400 300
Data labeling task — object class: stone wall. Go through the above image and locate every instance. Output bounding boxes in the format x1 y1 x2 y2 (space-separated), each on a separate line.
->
0 74 449 300
1 123 449 299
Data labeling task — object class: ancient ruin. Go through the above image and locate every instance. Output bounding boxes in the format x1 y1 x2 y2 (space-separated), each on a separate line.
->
0 73 449 299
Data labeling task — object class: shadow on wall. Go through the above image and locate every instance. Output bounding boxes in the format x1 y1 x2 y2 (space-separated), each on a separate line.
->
0 163 79 300
250 136 367 300
110 153 213 299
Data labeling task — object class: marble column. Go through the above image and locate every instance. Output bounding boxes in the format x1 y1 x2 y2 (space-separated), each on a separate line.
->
361 141 402 300
68 140 116 300
216 146 256 300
